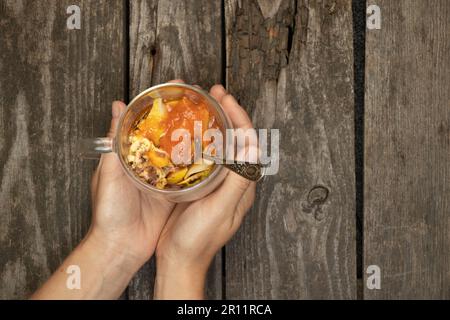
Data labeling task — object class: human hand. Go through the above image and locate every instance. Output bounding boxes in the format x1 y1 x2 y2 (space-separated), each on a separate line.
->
154 83 257 299
32 100 176 299
88 101 175 272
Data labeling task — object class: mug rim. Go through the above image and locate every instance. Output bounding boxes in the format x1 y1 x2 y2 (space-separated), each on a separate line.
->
115 83 233 195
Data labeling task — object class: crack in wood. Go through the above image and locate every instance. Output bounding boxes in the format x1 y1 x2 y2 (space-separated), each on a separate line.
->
286 0 297 62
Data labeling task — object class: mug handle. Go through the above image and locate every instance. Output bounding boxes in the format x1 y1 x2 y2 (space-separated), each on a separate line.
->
76 137 114 159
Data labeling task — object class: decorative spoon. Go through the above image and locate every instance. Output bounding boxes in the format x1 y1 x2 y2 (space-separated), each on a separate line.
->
201 153 265 182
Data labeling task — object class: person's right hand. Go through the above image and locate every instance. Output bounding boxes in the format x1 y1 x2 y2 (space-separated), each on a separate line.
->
154 84 257 299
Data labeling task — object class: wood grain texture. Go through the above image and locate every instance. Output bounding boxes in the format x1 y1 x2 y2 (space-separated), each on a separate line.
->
0 0 124 298
225 0 356 299
364 0 450 299
127 0 223 299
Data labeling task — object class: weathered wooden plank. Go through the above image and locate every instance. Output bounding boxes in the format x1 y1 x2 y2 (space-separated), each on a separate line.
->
0 0 124 298
225 0 356 299
364 0 450 299
128 0 224 299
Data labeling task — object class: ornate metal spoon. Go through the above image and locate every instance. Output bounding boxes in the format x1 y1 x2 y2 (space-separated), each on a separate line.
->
202 153 265 182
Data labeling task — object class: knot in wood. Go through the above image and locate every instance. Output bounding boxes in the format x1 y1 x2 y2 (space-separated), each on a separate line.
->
307 185 329 205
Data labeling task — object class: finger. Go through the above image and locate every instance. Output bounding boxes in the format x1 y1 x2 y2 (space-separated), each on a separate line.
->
231 181 256 230
93 101 125 191
208 104 258 206
211 171 251 210
90 168 99 208
220 94 253 130
209 84 227 102
168 79 185 83
107 101 126 138
220 94 258 162
95 101 127 179
211 143 258 206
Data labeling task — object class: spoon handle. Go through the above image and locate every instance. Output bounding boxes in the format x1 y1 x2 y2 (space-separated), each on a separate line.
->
202 154 265 182
223 162 264 182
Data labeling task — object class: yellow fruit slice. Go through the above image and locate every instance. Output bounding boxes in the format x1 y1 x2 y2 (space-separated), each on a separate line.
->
184 161 213 178
138 98 168 145
166 167 188 184
177 168 212 187
146 147 171 168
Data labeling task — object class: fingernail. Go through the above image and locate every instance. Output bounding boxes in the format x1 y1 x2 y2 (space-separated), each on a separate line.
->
112 102 121 118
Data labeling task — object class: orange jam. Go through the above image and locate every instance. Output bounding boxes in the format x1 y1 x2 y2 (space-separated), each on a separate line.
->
159 97 211 156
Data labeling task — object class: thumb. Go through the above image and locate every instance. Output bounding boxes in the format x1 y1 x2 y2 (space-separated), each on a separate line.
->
92 101 127 195
108 101 127 138
99 101 127 174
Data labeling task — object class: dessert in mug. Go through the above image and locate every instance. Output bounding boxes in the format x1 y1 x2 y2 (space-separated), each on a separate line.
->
127 95 218 189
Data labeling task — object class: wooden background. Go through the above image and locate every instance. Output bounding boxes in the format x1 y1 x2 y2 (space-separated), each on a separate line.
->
0 0 448 299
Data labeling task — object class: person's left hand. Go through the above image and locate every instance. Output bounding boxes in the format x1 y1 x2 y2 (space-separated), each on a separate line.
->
88 100 175 270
